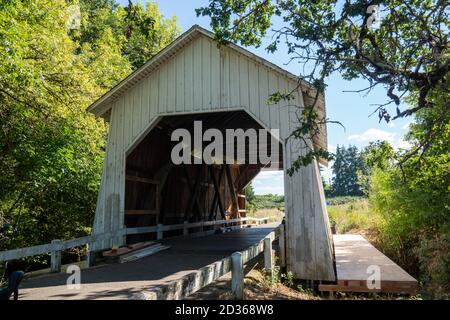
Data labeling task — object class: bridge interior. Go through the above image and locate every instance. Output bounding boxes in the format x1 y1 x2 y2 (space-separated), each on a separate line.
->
125 110 283 243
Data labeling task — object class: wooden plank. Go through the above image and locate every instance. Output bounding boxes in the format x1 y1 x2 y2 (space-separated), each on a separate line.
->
334 235 418 282
102 241 155 257
125 175 159 185
176 50 185 112
225 165 239 216
208 165 226 220
318 283 417 294
201 37 211 109
120 244 170 263
125 210 159 215
193 37 203 110
211 165 225 219
184 165 204 220
319 234 418 294
184 42 194 111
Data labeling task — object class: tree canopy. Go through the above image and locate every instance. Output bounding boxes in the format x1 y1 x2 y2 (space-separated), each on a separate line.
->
331 145 366 196
0 0 179 260
196 0 449 171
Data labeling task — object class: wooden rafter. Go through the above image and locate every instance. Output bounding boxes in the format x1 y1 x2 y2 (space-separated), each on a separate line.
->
184 165 203 221
225 165 240 218
208 165 225 220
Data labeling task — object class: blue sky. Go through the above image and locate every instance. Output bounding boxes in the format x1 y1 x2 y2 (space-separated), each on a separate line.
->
118 0 413 194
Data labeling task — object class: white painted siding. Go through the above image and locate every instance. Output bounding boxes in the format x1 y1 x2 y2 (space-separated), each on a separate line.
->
92 34 335 281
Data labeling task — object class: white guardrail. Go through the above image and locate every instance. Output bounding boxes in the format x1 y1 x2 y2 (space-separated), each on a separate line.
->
0 217 271 272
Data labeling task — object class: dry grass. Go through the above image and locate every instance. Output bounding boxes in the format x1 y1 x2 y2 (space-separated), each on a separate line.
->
327 198 382 238
187 261 317 300
248 208 284 223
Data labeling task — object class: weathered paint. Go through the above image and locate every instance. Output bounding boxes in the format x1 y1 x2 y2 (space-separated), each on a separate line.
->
89 27 335 281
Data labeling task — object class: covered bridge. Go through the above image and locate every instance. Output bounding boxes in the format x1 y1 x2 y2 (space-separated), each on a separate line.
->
87 25 335 282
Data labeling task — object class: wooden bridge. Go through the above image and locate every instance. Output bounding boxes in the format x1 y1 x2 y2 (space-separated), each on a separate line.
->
3 222 418 299
17 223 281 300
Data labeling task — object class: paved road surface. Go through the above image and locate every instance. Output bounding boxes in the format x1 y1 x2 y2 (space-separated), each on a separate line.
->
20 223 278 300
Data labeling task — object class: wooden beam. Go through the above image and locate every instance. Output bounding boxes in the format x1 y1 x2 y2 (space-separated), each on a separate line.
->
183 165 203 221
225 165 239 217
125 175 159 185
211 165 225 220
208 166 226 220
125 210 159 215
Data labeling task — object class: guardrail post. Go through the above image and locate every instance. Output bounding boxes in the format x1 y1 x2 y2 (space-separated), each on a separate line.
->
50 239 62 273
279 224 286 268
183 221 188 236
264 236 274 272
231 252 244 299
86 241 96 267
157 224 163 240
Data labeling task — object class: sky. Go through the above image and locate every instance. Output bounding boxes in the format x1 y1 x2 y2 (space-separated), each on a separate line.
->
117 0 413 195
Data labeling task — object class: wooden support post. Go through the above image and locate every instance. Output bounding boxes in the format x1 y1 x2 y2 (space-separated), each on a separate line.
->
184 165 203 221
231 252 244 300
209 166 225 220
183 221 188 236
86 242 96 267
50 239 62 273
264 236 274 272
279 224 286 268
225 165 239 217
157 224 163 240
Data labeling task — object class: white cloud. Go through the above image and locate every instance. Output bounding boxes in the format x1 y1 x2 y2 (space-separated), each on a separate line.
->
387 122 396 128
328 144 337 153
348 128 411 150
348 128 396 142
252 171 284 195
401 122 412 130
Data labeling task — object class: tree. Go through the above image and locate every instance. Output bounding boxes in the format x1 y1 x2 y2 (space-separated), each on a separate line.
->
75 0 180 70
331 145 365 196
244 182 256 213
196 0 449 172
0 0 179 259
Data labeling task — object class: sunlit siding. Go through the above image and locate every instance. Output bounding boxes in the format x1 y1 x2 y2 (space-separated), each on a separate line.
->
92 34 335 281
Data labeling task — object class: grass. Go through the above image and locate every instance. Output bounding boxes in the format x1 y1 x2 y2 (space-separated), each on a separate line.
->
248 208 284 223
327 197 382 237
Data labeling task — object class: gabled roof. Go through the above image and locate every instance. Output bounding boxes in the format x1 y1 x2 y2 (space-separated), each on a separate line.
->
87 25 321 118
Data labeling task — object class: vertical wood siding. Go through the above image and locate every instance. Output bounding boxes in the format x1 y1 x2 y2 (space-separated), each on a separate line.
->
92 35 335 281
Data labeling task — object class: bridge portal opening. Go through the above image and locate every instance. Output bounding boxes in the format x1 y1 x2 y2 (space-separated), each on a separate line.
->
124 110 283 244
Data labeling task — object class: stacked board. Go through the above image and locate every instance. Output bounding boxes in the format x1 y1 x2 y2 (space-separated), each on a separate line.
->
319 234 418 294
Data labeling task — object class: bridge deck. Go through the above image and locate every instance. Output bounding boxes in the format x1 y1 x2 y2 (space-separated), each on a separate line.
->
319 234 418 294
19 223 278 300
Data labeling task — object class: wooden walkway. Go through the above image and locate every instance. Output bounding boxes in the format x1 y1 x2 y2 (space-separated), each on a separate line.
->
18 223 278 300
319 234 418 294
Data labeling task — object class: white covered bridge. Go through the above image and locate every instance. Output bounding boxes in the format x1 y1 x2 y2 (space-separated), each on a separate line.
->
86 25 335 282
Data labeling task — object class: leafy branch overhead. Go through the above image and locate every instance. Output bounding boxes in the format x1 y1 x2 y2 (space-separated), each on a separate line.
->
197 0 449 172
